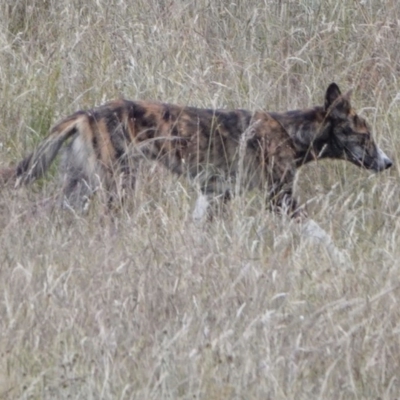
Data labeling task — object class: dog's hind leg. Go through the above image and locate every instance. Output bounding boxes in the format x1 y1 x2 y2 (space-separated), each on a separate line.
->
59 136 100 212
192 175 232 223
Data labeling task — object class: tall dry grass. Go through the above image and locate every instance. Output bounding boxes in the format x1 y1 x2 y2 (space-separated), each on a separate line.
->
1 0 400 398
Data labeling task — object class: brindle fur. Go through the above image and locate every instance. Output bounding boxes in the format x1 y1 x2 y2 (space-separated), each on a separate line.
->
0 83 392 218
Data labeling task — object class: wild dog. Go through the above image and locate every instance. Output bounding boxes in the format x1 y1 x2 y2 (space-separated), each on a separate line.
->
0 83 392 218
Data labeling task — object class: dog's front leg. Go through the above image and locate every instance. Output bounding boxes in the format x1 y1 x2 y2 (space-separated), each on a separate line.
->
268 171 307 220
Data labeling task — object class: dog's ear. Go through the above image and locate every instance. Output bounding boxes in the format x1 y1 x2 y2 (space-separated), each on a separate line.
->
324 83 342 110
325 83 351 118
330 97 351 119
343 89 353 102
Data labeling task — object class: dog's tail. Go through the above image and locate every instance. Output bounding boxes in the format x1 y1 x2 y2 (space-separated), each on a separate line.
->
3 112 85 187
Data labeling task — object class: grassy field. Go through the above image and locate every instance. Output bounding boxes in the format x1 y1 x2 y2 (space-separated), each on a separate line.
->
1 0 400 398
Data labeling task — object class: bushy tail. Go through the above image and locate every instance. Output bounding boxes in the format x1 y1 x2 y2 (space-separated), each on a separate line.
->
13 114 82 186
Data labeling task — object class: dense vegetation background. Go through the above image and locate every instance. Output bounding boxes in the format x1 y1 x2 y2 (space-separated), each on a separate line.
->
0 1 400 398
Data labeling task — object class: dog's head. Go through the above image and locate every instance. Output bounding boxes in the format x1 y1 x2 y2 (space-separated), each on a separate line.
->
324 83 392 172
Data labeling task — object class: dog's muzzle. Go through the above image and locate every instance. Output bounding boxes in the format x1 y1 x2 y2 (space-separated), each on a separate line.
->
376 148 392 171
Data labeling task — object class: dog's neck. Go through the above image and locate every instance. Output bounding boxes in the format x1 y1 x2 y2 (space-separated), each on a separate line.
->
270 107 332 167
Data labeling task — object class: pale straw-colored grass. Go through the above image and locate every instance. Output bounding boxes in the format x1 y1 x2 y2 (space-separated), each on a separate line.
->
1 1 400 398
